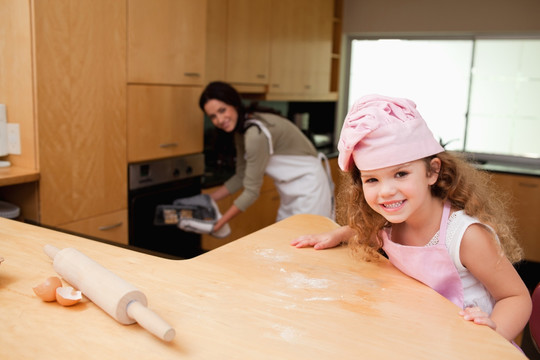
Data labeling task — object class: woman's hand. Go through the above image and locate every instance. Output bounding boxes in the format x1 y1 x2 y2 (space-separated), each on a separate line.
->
459 306 497 331
212 217 226 232
212 204 241 234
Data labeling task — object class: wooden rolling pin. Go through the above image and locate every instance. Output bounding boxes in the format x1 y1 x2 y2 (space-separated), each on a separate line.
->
44 244 175 342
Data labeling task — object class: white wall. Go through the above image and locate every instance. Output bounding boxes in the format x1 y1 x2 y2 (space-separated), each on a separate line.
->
343 0 540 35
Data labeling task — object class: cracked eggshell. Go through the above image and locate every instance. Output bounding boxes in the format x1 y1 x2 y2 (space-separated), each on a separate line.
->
56 286 82 306
32 276 63 302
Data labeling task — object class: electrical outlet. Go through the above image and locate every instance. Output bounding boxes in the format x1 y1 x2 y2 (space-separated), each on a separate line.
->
7 123 21 155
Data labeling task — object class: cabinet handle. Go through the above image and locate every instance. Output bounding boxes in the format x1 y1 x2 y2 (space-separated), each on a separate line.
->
160 143 178 148
518 182 538 188
304 85 312 89
184 72 201 77
98 222 122 231
256 74 266 79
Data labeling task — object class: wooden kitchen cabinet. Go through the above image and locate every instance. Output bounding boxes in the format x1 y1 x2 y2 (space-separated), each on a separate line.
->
490 172 540 262
127 0 207 85
127 85 204 163
205 0 270 89
205 0 335 99
268 0 333 99
205 0 227 83
331 0 343 93
225 0 271 85
34 0 128 243
0 1 40 221
201 175 280 250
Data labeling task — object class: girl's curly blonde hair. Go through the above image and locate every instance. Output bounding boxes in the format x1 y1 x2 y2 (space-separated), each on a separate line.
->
336 151 523 263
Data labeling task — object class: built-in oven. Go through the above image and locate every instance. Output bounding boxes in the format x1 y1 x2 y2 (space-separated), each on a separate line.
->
128 153 205 259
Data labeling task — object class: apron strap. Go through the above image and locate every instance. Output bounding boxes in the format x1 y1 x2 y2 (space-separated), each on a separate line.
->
244 119 274 155
318 153 332 186
318 152 335 219
439 201 451 245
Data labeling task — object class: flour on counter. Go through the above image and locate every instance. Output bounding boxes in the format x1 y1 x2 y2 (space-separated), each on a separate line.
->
254 248 292 262
271 324 302 342
286 272 330 289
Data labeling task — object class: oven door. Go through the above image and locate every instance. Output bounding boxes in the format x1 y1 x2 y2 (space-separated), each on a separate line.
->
128 154 205 259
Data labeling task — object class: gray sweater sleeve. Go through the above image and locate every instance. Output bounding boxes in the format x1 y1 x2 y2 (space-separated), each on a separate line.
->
224 127 270 211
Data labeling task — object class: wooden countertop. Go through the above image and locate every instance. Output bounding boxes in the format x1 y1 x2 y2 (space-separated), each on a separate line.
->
0 165 39 186
0 215 525 359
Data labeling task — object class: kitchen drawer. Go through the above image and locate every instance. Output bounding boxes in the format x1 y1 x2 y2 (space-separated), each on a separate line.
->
59 209 128 245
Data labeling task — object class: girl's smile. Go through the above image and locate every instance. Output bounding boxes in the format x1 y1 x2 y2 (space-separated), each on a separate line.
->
381 200 405 210
361 159 439 224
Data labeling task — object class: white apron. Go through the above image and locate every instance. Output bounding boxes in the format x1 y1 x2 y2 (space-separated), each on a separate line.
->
245 119 334 221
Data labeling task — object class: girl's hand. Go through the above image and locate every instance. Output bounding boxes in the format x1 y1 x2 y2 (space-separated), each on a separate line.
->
459 306 497 331
290 231 343 250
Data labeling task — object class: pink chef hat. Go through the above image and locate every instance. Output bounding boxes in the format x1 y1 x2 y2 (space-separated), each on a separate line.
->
337 94 444 171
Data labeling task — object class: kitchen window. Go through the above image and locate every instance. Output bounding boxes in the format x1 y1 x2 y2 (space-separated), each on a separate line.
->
344 37 540 161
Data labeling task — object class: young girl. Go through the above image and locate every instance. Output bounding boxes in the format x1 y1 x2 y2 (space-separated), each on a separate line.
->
291 94 532 343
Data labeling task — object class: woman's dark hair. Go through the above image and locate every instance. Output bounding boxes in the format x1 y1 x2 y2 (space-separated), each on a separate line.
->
199 81 242 112
199 81 282 133
199 81 247 132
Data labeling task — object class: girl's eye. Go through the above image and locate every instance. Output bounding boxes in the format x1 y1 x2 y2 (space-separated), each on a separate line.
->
363 178 377 184
396 171 408 178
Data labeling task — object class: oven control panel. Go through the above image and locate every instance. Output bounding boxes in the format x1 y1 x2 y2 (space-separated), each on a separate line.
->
128 153 205 190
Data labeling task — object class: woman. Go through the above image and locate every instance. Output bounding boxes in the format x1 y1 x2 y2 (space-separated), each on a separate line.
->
199 81 334 233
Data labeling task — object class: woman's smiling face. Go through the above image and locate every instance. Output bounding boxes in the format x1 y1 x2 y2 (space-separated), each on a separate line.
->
360 158 440 224
204 99 238 133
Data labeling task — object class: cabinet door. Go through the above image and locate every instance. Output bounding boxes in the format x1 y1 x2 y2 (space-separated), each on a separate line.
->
490 173 540 262
35 0 127 226
302 0 333 94
225 0 271 84
269 0 333 96
127 85 204 162
128 0 206 85
205 0 228 82
268 0 305 94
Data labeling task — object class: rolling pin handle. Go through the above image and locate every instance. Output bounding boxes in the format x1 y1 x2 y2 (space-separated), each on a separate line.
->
126 300 176 342
44 244 60 259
